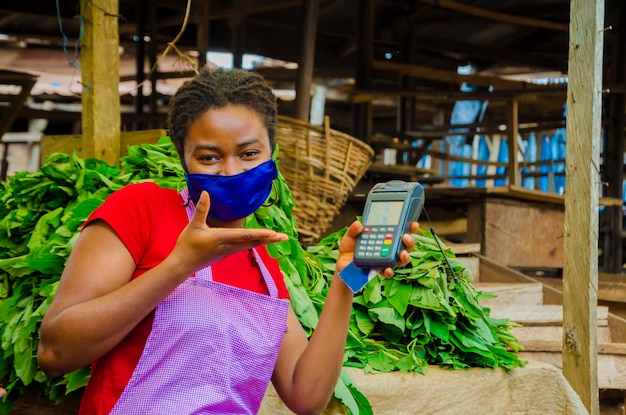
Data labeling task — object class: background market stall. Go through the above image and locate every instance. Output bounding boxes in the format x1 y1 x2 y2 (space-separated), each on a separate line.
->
0 0 624 414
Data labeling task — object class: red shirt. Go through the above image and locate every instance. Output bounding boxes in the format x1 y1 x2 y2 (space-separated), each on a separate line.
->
78 182 289 415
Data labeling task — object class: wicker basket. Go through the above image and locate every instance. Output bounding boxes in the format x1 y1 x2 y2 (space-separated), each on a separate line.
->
276 115 374 244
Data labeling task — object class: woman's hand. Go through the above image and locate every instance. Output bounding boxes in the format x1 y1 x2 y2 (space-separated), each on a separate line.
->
166 191 288 279
336 220 420 278
272 219 420 413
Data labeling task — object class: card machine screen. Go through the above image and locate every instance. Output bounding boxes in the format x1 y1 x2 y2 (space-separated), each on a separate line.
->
363 201 404 226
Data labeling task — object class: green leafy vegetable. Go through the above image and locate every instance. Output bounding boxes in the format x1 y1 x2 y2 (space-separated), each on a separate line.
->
307 227 526 374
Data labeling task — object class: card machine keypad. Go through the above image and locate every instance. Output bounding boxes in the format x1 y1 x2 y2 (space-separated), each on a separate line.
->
355 227 397 260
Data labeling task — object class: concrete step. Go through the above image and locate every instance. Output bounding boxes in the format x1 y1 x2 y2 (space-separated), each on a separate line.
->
473 281 544 307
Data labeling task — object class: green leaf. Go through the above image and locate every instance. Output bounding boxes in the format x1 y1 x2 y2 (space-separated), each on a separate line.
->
354 307 375 336
25 253 65 275
283 277 319 331
333 370 373 415
13 336 36 385
385 279 412 315
64 366 91 394
26 208 63 251
361 278 382 305
426 314 451 342
365 350 397 373
368 306 405 333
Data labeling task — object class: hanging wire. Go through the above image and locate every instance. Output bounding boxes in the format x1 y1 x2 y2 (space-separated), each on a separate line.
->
129 0 199 96
422 207 459 283
56 0 196 97
55 0 85 95
55 0 79 67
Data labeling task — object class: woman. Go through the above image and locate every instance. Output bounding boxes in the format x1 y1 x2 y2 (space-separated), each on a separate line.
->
37 68 418 415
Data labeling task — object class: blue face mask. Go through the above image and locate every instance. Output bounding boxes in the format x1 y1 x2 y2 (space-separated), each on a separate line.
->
185 159 278 222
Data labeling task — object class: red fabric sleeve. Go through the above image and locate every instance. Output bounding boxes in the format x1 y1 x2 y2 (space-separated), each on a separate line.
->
85 182 185 266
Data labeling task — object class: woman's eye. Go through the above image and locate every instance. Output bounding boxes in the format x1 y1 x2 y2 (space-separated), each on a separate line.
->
241 150 259 158
200 154 218 162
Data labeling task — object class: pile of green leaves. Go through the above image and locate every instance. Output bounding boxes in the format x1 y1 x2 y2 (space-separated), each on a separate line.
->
307 230 526 374
0 153 124 410
0 141 206 407
0 137 524 415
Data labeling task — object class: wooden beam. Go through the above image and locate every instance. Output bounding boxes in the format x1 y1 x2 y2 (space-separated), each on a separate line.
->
294 0 319 121
196 0 211 67
352 0 374 142
372 60 545 91
401 121 566 137
350 86 567 103
417 0 569 32
412 34 567 73
231 0 248 69
423 149 508 167
79 0 120 164
507 99 520 186
562 0 604 413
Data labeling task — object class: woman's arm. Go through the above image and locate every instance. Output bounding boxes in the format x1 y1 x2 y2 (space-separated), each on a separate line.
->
272 220 418 415
37 220 183 377
37 191 288 378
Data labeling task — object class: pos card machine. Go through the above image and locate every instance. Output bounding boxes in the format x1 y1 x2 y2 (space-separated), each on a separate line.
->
353 180 425 269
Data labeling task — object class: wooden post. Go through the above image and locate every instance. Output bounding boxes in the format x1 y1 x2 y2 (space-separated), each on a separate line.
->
230 0 248 69
397 27 419 135
197 0 211 68
507 98 520 187
562 0 604 413
133 0 146 131
294 0 319 121
147 1 158 127
602 5 625 273
352 0 374 142
80 0 120 164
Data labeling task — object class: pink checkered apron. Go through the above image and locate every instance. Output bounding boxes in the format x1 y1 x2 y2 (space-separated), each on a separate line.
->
110 194 290 414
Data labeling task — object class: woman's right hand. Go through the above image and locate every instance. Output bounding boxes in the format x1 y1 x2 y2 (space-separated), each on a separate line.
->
165 191 288 281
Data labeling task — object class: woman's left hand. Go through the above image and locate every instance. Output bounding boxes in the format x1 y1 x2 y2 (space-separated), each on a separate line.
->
336 220 420 278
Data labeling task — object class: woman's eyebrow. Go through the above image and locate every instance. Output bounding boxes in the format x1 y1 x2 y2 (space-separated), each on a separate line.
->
236 138 261 149
194 144 220 151
193 138 262 152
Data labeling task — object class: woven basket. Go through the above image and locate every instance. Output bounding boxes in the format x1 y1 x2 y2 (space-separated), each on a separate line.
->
276 115 374 244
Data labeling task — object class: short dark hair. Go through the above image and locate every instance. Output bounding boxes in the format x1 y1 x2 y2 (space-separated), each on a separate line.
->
167 67 277 171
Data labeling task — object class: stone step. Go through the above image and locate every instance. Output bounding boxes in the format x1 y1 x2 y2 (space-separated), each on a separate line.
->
473 281 544 307
487 304 609 327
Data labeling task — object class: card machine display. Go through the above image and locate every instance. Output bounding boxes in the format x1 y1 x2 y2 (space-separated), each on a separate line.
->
353 180 424 269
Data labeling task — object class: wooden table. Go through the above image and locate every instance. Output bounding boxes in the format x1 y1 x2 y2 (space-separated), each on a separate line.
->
260 361 588 415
